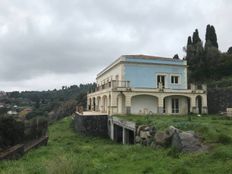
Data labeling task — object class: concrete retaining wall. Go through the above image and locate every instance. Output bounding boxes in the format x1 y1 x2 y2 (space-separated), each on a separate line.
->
108 116 136 144
0 136 48 160
74 114 108 138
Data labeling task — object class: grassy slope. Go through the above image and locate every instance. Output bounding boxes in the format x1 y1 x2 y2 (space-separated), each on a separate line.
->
0 116 232 174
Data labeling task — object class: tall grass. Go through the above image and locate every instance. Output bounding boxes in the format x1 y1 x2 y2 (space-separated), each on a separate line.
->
0 116 232 174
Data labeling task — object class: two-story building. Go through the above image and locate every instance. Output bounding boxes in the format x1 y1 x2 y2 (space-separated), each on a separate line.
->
87 55 207 115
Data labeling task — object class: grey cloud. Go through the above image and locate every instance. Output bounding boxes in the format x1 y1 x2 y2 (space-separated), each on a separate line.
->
0 0 231 90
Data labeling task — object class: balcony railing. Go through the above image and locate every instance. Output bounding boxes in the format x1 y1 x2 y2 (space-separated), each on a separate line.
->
95 80 130 92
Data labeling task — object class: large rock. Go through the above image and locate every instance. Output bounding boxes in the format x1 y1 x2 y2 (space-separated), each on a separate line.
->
166 126 181 136
171 131 205 152
136 125 156 145
137 125 156 138
154 131 172 147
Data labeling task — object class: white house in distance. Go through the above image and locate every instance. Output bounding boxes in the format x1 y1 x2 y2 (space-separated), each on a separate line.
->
87 55 207 116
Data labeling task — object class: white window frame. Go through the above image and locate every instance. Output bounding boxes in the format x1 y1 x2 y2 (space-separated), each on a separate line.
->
156 73 167 88
170 74 181 84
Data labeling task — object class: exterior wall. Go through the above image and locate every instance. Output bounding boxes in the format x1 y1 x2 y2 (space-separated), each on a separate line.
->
131 95 158 114
96 63 124 86
165 96 188 115
124 63 187 89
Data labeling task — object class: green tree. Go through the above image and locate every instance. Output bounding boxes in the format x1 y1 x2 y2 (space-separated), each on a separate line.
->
205 24 218 49
204 25 220 79
173 54 179 59
227 47 232 54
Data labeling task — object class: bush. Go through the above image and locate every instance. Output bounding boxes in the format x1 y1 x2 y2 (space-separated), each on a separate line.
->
24 117 48 141
217 134 232 144
211 146 232 160
0 116 24 149
172 166 190 174
167 147 180 158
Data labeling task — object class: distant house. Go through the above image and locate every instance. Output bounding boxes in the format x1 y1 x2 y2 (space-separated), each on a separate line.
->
87 55 207 115
7 110 18 115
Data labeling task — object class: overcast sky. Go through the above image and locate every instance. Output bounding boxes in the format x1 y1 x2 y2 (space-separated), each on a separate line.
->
0 0 231 91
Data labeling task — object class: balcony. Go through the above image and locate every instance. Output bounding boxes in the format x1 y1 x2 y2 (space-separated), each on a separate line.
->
95 80 130 92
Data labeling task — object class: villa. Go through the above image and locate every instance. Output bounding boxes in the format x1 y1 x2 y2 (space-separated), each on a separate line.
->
87 55 207 116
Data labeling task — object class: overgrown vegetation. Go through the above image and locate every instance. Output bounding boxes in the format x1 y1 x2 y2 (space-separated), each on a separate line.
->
0 116 48 151
0 116 232 174
0 116 24 150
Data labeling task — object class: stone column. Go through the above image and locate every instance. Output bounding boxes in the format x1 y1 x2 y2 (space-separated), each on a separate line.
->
87 96 90 111
110 92 118 115
122 127 126 144
158 96 164 114
111 123 114 140
202 95 208 114
90 98 93 111
125 94 131 115
96 97 99 112
190 96 197 114
99 97 103 112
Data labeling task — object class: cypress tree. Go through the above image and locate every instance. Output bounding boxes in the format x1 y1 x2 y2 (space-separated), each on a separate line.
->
186 36 194 62
192 29 201 44
227 47 232 54
187 36 192 46
210 25 218 48
205 25 211 43
205 24 218 48
173 54 179 59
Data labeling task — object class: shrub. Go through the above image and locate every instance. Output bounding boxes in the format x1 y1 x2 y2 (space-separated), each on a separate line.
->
211 146 232 160
172 166 190 174
24 117 48 141
167 147 180 158
0 115 24 149
217 134 232 144
142 166 154 174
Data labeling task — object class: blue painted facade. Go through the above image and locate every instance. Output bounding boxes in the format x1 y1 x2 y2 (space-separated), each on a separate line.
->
123 56 188 89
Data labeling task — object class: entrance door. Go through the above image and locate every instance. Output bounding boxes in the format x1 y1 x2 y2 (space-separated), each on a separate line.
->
157 75 165 88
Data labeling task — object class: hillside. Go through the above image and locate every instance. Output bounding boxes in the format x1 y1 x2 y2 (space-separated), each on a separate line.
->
0 116 232 174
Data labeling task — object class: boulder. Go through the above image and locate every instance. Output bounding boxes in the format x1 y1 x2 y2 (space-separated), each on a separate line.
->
137 125 147 134
135 136 141 143
166 126 181 136
154 131 172 147
137 125 156 139
140 130 151 139
171 131 205 152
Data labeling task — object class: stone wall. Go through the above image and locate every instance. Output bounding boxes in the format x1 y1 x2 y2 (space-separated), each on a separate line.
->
74 114 108 138
0 144 24 160
208 88 232 114
0 136 48 160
